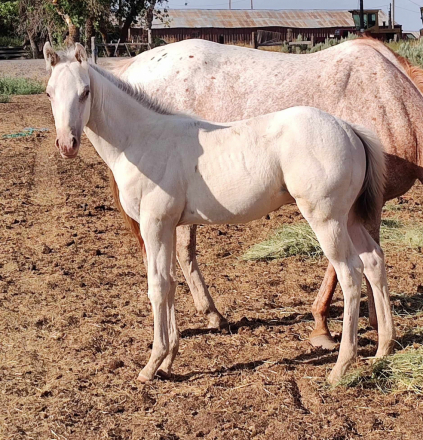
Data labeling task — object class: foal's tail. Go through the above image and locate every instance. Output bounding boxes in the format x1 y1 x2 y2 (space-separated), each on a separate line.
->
350 124 386 223
108 169 144 249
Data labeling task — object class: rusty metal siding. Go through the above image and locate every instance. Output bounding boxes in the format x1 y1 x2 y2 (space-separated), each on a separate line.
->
151 26 353 46
151 9 358 29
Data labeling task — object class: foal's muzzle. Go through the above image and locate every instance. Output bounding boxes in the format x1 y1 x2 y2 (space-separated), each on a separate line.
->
55 134 80 159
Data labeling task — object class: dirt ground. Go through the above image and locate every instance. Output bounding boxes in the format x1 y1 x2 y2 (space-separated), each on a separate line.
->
1 90 423 438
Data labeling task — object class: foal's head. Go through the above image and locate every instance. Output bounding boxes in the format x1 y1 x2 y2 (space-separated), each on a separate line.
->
44 42 91 159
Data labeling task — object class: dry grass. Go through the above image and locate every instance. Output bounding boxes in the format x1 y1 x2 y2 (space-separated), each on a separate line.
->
242 222 322 260
243 217 423 261
339 342 423 394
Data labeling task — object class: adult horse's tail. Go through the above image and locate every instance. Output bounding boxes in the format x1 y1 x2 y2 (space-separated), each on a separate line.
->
108 169 144 249
350 124 386 223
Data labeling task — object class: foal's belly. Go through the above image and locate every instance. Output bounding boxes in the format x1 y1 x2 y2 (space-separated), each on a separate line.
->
179 180 295 225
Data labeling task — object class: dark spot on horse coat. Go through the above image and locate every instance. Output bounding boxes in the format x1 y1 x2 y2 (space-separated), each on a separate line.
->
195 165 198 172
186 89 189 92
176 71 180 74
163 53 168 56
211 76 216 80
189 55 194 58
151 57 155 60
157 58 162 62
184 78 188 82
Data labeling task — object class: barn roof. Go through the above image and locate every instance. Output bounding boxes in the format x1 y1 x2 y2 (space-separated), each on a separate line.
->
151 9 391 30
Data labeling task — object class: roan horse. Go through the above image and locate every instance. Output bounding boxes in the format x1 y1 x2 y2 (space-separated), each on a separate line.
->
44 42 393 384
111 37 423 349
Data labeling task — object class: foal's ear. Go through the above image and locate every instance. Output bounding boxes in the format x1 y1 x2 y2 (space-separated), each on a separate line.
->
74 43 88 64
43 42 60 70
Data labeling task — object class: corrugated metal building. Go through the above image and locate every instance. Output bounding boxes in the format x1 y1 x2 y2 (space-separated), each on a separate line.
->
130 9 400 45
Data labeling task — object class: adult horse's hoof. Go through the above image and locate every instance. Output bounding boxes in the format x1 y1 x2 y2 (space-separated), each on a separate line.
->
310 334 337 351
207 311 228 330
157 369 172 380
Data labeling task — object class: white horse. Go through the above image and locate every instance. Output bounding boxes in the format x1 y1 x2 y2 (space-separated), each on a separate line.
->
43 42 394 384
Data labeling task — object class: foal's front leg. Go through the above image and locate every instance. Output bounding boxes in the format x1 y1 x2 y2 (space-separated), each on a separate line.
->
137 216 178 383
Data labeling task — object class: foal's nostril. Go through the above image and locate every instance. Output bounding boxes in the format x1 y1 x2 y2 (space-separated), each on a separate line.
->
55 138 60 149
72 137 78 149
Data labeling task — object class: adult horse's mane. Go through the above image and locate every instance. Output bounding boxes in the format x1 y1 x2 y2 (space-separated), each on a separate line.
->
359 36 423 95
391 53 423 95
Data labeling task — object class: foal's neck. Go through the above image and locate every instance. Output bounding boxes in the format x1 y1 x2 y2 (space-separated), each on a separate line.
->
84 65 166 171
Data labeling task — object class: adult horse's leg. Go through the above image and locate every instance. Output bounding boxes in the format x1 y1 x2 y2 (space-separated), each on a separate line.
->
176 225 228 329
138 216 176 383
310 211 382 348
310 263 338 350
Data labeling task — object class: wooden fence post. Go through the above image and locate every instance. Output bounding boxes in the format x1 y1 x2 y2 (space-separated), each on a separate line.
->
287 28 293 43
148 29 152 50
91 36 97 64
252 32 258 49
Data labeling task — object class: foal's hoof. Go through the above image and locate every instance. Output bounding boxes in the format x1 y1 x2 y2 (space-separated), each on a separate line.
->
207 312 228 330
310 334 337 351
137 372 152 383
327 370 342 386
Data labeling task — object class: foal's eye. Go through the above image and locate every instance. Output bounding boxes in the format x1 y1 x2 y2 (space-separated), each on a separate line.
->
46 92 51 99
80 89 90 101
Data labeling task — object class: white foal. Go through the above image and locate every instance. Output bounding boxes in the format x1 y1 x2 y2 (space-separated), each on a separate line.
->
44 43 394 384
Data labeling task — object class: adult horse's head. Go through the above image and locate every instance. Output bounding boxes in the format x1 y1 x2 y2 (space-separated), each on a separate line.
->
44 42 91 159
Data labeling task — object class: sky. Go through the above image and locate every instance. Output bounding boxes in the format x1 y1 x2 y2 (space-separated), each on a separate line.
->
165 0 423 31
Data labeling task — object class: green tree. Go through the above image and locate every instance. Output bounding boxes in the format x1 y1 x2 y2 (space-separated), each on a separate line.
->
113 0 168 43
0 1 19 37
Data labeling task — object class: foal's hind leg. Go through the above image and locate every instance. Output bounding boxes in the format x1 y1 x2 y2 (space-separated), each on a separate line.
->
310 211 382 348
297 202 364 383
176 225 228 329
348 222 395 357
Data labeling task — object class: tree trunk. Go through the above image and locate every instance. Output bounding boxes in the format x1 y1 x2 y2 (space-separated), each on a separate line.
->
47 27 54 45
66 20 80 46
28 32 39 59
119 15 134 44
53 3 80 47
99 19 112 56
85 17 94 44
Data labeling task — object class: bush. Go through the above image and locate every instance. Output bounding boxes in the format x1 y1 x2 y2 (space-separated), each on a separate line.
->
0 36 24 47
0 77 45 95
0 94 10 103
392 39 423 68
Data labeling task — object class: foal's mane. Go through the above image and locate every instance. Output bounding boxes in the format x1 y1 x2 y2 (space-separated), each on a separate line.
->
56 47 174 116
89 63 174 115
